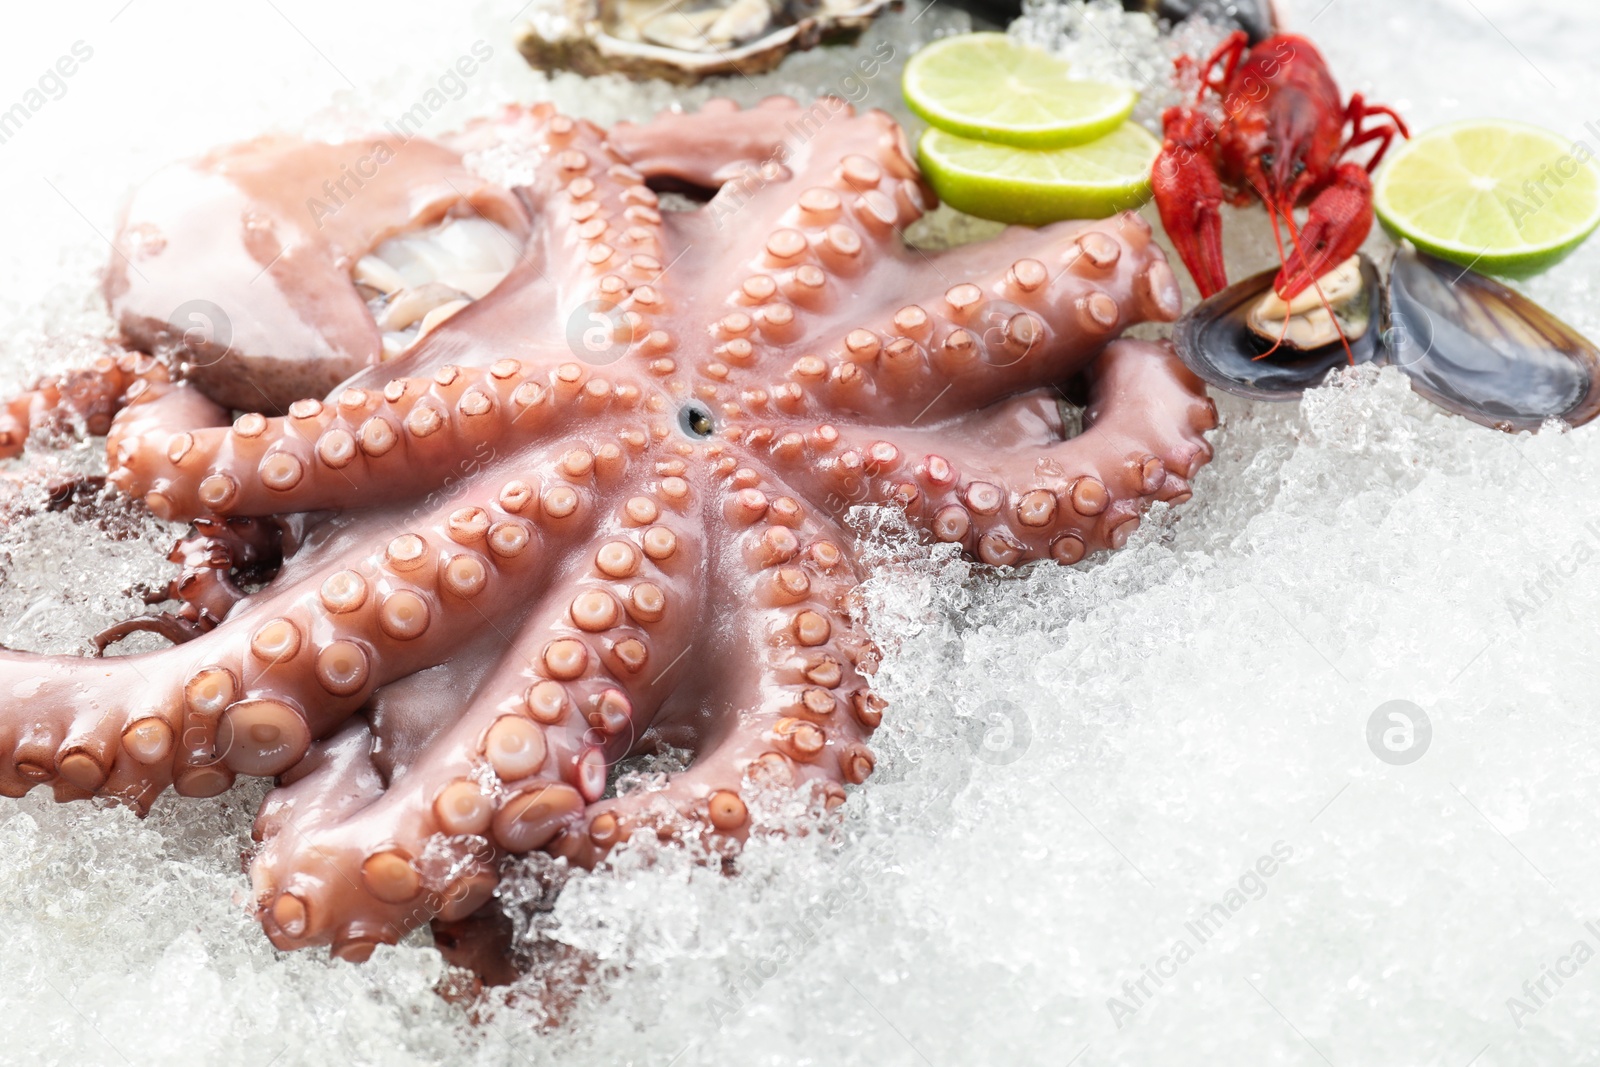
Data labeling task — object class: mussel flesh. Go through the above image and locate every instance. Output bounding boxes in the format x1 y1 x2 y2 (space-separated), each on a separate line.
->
1173 245 1600 432
1171 253 1384 401
1246 254 1372 350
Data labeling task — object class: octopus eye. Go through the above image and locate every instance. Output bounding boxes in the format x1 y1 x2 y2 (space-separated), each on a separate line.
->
1261 151 1275 170
677 400 714 439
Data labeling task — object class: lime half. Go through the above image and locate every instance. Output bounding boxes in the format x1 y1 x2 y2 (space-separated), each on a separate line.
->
1374 119 1600 275
918 122 1160 226
903 33 1138 149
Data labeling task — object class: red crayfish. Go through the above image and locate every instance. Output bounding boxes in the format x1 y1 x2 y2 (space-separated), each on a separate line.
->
1151 31 1409 303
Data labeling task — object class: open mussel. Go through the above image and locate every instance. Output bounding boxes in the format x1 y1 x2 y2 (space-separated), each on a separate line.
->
1172 245 1600 432
1171 254 1384 401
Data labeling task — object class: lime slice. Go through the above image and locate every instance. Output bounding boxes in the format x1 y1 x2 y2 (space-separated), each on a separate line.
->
917 122 1160 225
1374 119 1600 275
903 32 1138 149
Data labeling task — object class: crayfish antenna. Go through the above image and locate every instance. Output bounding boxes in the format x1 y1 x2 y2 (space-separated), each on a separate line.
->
1259 204 1356 366
1253 199 1296 361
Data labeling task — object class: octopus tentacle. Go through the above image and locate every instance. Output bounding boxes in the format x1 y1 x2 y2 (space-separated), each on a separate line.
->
611 97 925 236
160 516 287 621
95 516 287 652
0 351 166 460
106 359 647 521
91 612 213 652
513 107 672 320
0 468 562 808
0 653 163 807
610 98 931 336
554 469 877 867
608 106 1177 428
247 720 430 962
250 494 701 956
606 97 832 191
765 213 1181 425
426 103 677 371
764 339 1218 564
103 113 686 522
103 374 231 517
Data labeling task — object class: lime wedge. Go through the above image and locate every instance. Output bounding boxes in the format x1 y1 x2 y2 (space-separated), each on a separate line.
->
1374 119 1600 275
903 32 1138 149
917 122 1160 225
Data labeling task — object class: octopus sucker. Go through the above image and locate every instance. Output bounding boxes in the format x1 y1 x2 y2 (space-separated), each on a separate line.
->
0 97 1216 965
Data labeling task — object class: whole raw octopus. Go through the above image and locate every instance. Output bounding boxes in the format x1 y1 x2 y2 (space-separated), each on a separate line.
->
0 96 1216 961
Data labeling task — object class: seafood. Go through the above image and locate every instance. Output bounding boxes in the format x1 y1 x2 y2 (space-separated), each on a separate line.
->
1172 252 1383 399
1151 30 1408 302
0 98 1216 961
1244 253 1370 349
1152 28 1600 432
515 0 898 84
1173 246 1600 431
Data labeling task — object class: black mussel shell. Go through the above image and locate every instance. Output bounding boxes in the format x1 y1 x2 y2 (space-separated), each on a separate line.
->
1171 255 1386 401
950 0 1276 41
1132 0 1276 40
1384 247 1600 431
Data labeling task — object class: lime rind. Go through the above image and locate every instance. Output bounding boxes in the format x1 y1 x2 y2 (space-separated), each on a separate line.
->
917 123 1160 226
1374 118 1600 275
902 32 1138 150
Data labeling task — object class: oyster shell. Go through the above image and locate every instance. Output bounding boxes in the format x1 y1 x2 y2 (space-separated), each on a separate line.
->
516 0 899 84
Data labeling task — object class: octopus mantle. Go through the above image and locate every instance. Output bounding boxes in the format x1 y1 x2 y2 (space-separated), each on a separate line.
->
0 97 1215 961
